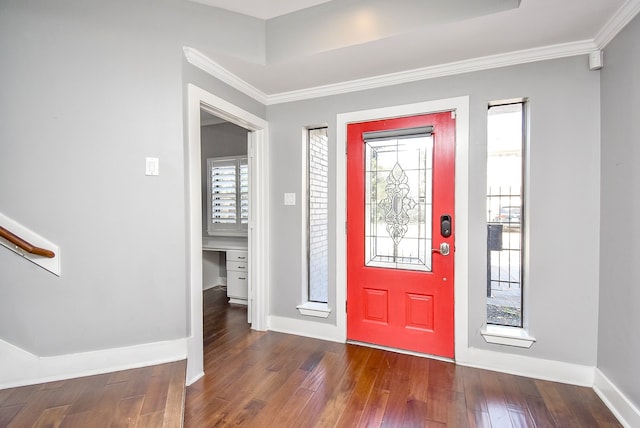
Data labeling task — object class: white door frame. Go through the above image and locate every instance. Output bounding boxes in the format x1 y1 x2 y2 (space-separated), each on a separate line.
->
335 97 470 358
186 84 270 385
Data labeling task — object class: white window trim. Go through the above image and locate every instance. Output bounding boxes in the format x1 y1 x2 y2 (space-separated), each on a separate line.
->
296 301 331 318
297 126 332 318
481 324 536 348
483 98 532 346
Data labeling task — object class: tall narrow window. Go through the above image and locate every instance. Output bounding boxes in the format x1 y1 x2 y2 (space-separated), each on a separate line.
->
308 127 329 303
207 156 248 236
486 101 525 327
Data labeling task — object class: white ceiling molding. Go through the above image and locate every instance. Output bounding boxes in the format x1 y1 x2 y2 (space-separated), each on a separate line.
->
185 40 596 106
183 47 268 105
184 0 640 106
594 0 640 48
184 0 639 102
267 40 597 105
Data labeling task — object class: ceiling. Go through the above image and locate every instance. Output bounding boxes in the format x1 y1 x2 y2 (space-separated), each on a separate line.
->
187 0 637 97
190 0 333 20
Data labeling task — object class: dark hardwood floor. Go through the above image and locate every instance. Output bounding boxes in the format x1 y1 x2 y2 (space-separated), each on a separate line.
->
0 360 185 427
185 289 621 427
0 288 622 427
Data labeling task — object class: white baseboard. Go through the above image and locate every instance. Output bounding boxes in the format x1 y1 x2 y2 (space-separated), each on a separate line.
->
267 318 595 386
456 346 595 386
186 370 204 387
0 337 187 389
203 278 225 291
594 368 640 428
268 315 344 343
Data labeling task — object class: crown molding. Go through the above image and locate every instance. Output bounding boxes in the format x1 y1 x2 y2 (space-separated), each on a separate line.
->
184 2 639 106
185 41 597 107
188 32 639 106
183 47 268 105
595 0 640 48
267 40 597 105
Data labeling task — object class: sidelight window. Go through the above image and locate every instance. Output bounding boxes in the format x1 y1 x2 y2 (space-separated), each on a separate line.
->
307 127 329 303
486 101 525 328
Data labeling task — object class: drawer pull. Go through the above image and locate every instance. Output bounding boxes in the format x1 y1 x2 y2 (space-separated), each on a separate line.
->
237 256 246 259
238 277 247 280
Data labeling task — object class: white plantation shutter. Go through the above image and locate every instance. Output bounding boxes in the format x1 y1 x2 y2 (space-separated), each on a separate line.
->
207 156 249 235
240 159 249 224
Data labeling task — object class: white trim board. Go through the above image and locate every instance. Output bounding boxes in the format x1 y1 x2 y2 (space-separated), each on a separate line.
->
184 47 268 105
594 368 640 428
0 338 187 390
268 316 344 344
457 348 595 387
0 212 61 276
185 42 596 106
185 84 270 386
594 0 640 48
268 41 597 105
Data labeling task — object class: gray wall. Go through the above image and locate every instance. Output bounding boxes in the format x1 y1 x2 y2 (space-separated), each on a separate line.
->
0 0 614 378
0 0 264 356
599 13 640 407
268 56 601 366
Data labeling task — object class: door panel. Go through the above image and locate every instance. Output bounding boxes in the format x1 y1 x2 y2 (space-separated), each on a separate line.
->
347 112 455 358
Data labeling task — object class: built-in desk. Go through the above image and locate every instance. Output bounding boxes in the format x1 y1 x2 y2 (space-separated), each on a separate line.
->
202 236 248 252
202 236 248 305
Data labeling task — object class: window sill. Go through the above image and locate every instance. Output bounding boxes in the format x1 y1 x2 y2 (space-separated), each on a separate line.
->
481 325 536 348
296 302 331 318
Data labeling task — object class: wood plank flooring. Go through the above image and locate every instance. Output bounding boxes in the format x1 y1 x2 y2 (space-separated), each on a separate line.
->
0 288 623 427
0 360 186 427
185 288 621 427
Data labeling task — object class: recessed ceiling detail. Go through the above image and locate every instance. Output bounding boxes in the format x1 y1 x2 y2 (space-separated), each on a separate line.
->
184 0 636 96
266 0 522 63
188 0 333 20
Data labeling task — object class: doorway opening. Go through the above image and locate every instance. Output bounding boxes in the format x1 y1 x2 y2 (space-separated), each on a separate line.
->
200 111 250 311
335 97 470 361
186 84 270 384
346 112 456 358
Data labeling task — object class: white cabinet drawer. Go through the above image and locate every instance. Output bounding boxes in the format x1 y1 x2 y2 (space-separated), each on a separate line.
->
227 272 248 299
227 250 248 262
227 260 247 272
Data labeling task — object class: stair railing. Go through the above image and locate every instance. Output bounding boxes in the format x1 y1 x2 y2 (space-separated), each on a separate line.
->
0 225 55 258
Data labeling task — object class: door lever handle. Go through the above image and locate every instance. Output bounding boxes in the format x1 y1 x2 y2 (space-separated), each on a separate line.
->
432 242 450 256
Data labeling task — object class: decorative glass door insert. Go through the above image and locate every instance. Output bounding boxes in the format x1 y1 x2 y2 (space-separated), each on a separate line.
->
347 112 456 358
364 128 433 271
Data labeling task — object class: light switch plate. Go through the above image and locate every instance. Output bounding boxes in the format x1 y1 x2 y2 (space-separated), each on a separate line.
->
145 157 159 176
284 192 296 205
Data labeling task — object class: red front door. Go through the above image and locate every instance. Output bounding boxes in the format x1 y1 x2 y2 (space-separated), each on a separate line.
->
347 112 455 358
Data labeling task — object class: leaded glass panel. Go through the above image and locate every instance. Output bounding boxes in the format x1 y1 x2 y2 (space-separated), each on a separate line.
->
364 135 433 271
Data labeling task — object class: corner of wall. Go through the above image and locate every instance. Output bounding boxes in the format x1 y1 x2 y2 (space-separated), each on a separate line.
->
594 368 640 428
0 338 188 390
